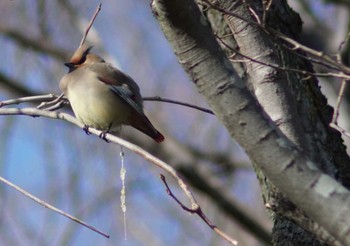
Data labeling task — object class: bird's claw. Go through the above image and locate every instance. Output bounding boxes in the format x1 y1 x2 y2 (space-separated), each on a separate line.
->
99 131 110 143
83 125 91 135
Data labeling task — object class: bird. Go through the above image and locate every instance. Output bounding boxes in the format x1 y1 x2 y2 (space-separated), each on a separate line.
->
59 45 164 143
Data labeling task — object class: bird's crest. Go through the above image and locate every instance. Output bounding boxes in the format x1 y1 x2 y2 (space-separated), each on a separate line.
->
70 44 94 65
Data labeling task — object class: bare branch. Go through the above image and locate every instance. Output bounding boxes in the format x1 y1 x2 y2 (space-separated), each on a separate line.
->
0 26 68 61
0 94 214 115
332 79 348 125
178 166 271 243
79 3 102 47
337 32 350 61
143 96 214 115
37 93 67 111
202 0 350 76
329 78 350 139
0 72 39 97
215 34 350 80
160 175 238 245
276 34 350 74
0 94 58 107
0 175 109 238
0 106 215 242
330 123 350 139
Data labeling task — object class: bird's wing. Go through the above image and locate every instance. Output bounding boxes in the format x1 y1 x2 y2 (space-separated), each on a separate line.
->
90 63 146 117
109 84 146 118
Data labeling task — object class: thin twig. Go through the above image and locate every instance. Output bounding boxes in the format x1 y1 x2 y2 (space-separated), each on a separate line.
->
331 79 348 125
1 94 215 115
0 94 68 111
205 0 350 139
43 100 69 111
160 175 238 245
338 32 350 54
276 34 350 73
0 105 238 244
0 94 58 107
0 106 199 221
336 32 350 63
143 96 214 115
330 123 350 139
0 26 67 61
329 79 350 139
79 3 102 47
37 93 65 109
262 0 273 25
202 0 350 76
0 175 109 238
215 33 350 80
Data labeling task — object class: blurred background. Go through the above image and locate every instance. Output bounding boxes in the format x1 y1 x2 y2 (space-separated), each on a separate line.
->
0 0 349 245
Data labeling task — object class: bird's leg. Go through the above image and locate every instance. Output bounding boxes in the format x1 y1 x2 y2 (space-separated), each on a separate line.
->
83 125 91 135
99 132 109 142
99 123 112 143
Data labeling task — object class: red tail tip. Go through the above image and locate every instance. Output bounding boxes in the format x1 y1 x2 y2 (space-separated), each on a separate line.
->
154 132 165 143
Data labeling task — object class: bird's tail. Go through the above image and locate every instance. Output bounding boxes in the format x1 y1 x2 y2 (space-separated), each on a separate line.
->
129 113 164 143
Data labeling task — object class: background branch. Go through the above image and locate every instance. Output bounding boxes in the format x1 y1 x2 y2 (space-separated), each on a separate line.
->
0 175 109 238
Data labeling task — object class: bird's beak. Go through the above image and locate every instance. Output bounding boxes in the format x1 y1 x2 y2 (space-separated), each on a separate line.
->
64 62 77 72
64 62 75 68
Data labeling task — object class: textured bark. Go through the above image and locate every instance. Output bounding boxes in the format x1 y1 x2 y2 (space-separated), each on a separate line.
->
152 0 350 245
214 0 350 245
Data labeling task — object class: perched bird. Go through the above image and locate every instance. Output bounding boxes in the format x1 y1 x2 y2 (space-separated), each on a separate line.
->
59 45 164 143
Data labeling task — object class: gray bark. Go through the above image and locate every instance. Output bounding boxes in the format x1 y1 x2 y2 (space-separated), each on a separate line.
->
152 0 350 245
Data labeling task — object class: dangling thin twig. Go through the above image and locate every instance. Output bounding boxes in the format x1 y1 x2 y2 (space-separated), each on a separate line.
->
79 3 102 47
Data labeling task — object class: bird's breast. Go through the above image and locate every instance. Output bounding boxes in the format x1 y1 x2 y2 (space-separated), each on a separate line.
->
63 71 132 131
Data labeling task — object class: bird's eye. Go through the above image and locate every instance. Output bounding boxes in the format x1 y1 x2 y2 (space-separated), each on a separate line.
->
79 46 93 64
79 56 87 64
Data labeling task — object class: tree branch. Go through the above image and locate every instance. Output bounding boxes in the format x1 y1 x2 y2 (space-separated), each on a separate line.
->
0 26 68 61
0 175 109 238
160 175 238 245
0 72 39 97
0 105 238 244
143 96 214 115
79 3 102 47
178 166 272 244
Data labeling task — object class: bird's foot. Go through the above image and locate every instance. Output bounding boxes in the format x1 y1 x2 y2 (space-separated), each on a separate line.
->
99 131 110 143
83 125 91 135
99 123 112 143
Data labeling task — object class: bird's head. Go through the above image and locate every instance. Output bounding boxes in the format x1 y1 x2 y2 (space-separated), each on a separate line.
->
64 45 104 71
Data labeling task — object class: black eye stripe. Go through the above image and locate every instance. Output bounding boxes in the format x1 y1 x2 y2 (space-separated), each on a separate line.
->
79 56 87 64
79 46 93 64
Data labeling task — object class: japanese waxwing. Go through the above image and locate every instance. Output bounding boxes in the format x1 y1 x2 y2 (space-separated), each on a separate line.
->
59 45 164 143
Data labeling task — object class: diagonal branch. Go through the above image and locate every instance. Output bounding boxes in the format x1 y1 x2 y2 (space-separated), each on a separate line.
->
0 175 109 238
0 72 39 97
0 106 239 243
178 166 272 243
160 175 238 245
143 96 214 115
79 3 102 47
1 94 213 115
0 26 68 61
201 0 350 76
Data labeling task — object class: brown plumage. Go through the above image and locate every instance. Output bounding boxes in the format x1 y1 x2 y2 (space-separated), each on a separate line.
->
59 45 164 143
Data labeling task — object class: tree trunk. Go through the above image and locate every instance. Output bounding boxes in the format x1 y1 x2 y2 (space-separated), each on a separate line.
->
152 0 350 245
